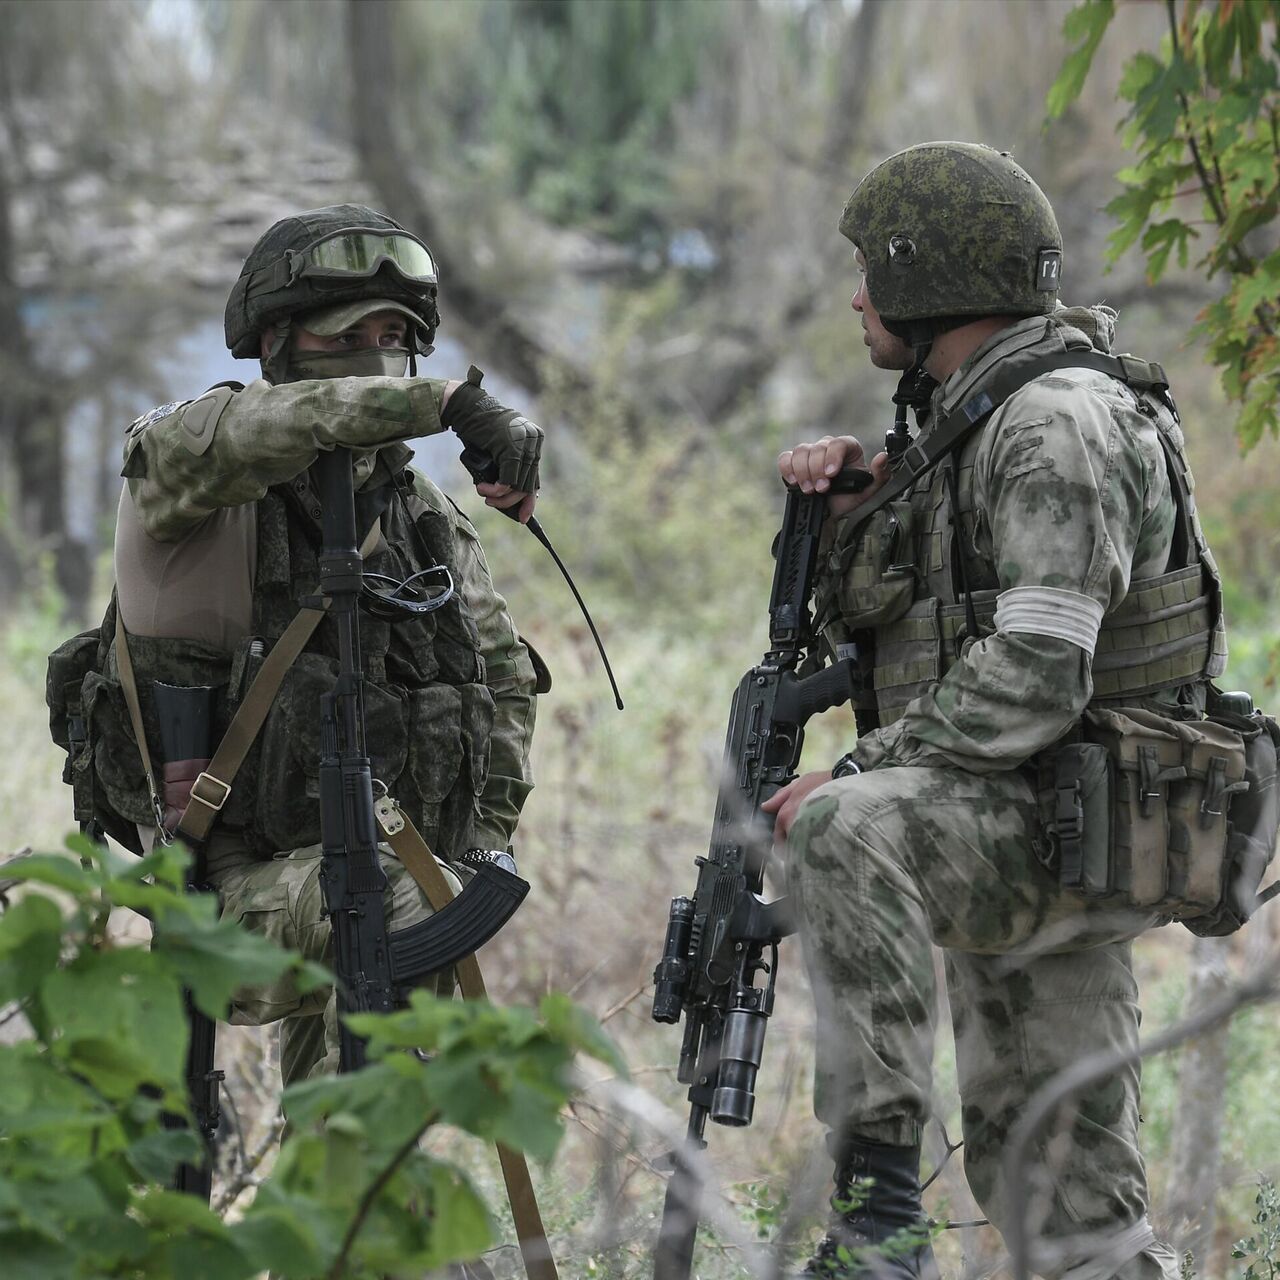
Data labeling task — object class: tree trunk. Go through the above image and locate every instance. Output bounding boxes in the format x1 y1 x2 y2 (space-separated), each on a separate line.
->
343 0 590 401
1164 934 1233 1266
0 75 89 620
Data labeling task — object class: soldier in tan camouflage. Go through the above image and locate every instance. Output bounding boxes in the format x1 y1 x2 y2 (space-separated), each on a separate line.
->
106 204 548 1084
762 144 1217 1279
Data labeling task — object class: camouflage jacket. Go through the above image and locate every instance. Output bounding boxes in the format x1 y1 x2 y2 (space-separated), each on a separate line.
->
821 306 1224 774
111 374 539 855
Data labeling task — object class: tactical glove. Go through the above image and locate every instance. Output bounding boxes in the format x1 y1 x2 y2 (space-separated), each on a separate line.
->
442 366 543 494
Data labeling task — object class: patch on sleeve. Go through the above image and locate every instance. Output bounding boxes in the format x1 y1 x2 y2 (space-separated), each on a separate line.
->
127 401 183 435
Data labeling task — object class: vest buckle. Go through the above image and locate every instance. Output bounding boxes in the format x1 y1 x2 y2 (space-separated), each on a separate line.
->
189 771 231 814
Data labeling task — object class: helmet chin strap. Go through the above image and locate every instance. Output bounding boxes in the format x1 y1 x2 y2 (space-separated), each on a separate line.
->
260 318 293 385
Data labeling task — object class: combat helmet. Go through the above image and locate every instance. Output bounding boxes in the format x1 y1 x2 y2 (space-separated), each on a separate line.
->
839 142 1062 344
223 203 441 361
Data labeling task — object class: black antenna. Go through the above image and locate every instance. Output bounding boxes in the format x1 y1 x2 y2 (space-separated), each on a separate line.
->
460 445 624 710
526 515 624 711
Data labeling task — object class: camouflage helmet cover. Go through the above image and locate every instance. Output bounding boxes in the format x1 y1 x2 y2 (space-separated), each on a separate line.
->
839 142 1062 325
224 203 441 357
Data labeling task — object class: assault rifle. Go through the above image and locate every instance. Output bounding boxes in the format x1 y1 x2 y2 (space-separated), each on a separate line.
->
314 445 530 1072
651 470 871 1280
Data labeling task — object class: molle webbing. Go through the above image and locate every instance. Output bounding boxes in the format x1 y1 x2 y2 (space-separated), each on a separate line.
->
873 570 1219 726
1091 564 1223 699
857 349 1222 726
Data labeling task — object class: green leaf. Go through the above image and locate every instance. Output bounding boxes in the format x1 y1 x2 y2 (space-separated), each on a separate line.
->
1141 218 1196 281
0 1230 76 1280
126 1127 203 1183
0 852 94 899
153 893 311 1020
1046 0 1116 118
540 991 628 1074
0 894 63 1007
1117 50 1165 106
229 1208 326 1276
42 949 187 1098
413 1160 492 1267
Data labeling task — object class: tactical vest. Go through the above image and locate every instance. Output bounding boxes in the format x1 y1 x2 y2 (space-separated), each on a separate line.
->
817 348 1227 727
49 467 494 859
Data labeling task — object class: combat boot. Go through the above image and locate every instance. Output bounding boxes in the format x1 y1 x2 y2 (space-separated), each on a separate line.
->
799 1140 938 1279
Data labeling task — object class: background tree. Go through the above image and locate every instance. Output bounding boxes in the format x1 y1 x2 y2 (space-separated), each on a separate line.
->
1049 0 1280 449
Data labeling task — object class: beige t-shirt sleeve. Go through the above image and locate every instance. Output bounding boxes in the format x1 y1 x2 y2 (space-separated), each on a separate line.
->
113 484 256 651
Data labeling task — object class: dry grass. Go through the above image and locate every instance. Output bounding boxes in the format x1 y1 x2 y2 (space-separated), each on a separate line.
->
6 548 1280 1276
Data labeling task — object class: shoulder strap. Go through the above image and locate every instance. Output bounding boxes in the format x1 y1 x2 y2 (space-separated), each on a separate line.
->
842 349 1172 536
175 519 381 842
380 807 559 1280
114 600 166 833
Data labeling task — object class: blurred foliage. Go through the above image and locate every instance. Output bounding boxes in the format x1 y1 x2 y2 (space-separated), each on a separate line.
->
0 836 621 1277
488 0 725 243
1050 0 1280 449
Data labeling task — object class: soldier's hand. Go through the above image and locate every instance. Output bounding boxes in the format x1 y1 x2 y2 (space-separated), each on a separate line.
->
474 480 537 524
778 435 891 517
761 769 834 843
442 378 544 499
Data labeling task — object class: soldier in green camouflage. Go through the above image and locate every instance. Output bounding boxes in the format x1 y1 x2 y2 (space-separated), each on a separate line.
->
762 144 1218 1279
108 204 548 1083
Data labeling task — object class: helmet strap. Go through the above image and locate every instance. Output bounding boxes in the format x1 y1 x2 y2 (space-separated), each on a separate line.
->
260 318 293 385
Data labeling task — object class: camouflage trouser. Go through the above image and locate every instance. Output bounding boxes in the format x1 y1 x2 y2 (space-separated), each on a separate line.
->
787 766 1179 1280
208 837 460 1086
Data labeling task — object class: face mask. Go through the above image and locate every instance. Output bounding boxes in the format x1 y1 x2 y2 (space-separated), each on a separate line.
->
286 346 410 382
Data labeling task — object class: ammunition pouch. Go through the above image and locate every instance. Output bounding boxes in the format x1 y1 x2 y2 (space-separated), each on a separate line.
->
1037 699 1280 934
47 627 117 841
817 502 919 635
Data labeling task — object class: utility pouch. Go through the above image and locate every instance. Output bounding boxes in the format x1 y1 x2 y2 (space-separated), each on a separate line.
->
821 501 918 631
1084 708 1187 909
1040 742 1112 896
46 628 103 829
1039 701 1273 932
1184 698 1280 936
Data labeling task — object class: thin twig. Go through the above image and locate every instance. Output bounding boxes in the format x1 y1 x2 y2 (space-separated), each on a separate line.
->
1004 966 1280 1280
213 1112 285 1215
327 1114 436 1280
600 983 649 1024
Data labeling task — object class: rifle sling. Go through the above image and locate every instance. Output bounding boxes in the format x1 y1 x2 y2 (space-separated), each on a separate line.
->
113 523 380 844
381 807 559 1280
840 349 1171 538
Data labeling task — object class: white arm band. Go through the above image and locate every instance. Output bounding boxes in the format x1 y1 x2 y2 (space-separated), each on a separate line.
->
993 585 1105 656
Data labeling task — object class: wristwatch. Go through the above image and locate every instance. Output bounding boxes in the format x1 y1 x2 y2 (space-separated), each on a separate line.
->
831 751 864 780
457 848 519 875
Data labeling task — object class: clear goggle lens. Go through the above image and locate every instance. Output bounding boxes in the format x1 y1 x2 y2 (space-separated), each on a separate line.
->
304 231 437 283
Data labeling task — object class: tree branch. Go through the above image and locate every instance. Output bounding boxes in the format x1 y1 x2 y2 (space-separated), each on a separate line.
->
327 1112 437 1280
343 0 592 401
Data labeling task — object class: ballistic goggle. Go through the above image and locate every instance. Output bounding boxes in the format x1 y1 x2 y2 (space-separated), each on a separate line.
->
360 564 454 621
246 228 438 298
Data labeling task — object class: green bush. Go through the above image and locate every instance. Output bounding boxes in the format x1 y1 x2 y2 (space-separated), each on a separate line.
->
0 835 622 1278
